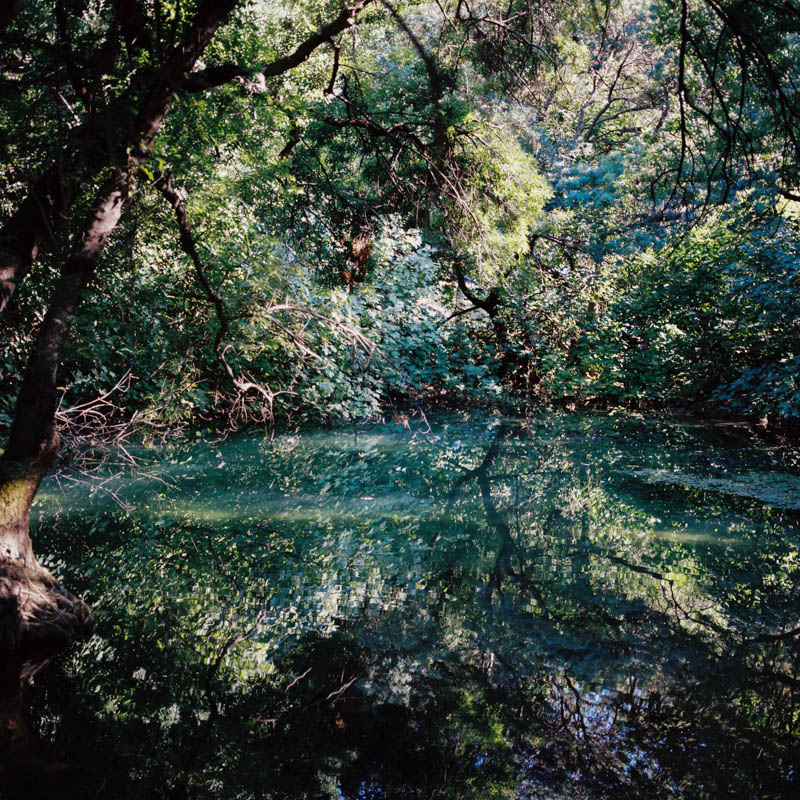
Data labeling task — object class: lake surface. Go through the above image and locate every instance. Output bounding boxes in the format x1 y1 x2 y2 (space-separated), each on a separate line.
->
22 412 800 798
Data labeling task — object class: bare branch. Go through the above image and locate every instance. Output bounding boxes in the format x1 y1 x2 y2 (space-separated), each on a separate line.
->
142 169 231 366
325 39 341 96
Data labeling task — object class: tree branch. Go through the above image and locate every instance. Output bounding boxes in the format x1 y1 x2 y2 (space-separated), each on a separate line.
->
0 0 239 317
182 0 375 92
143 170 232 368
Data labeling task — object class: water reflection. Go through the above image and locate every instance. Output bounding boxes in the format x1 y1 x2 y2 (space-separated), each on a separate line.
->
10 413 800 797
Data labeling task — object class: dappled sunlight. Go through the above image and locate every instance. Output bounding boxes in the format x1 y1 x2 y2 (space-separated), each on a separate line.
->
2 0 800 796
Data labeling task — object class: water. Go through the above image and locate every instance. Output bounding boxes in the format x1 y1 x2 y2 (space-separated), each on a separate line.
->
23 412 800 798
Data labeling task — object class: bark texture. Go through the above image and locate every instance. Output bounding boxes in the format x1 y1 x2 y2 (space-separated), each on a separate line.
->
0 166 77 315
0 0 241 711
0 1 376 733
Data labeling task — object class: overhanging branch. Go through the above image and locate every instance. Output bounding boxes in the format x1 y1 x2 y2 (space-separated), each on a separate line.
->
142 169 232 371
183 0 375 92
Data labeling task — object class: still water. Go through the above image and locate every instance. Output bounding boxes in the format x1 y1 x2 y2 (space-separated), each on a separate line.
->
21 412 800 798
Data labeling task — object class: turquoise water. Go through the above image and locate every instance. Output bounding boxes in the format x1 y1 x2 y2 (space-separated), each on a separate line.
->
26 412 800 798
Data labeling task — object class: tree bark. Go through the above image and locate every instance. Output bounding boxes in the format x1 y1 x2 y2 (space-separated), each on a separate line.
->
0 165 77 315
0 0 378 731
0 0 241 723
0 0 240 317
0 169 130 701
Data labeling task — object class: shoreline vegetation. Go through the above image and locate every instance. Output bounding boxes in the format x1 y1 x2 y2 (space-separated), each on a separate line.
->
1 0 799 794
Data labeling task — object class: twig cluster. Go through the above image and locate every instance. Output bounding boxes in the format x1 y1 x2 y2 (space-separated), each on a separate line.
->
53 371 172 507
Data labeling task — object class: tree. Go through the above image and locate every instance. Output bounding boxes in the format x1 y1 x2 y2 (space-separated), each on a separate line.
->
0 0 376 705
264 0 799 395
0 0 798 730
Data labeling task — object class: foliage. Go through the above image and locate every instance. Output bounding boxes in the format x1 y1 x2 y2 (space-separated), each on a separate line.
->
3 1 800 793
27 412 800 797
3 0 800 430
562 202 800 418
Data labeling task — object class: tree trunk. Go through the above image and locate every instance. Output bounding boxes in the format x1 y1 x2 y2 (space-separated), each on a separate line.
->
0 0 240 743
0 165 77 315
1 0 239 317
0 170 131 707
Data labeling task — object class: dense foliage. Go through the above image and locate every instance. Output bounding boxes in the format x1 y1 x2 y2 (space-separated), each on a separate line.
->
2 0 799 433
2 3 800 796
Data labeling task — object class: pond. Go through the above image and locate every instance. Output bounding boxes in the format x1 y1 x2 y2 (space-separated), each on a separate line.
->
19 412 800 798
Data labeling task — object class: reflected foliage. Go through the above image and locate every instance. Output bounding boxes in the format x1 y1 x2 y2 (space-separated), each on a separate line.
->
17 414 800 798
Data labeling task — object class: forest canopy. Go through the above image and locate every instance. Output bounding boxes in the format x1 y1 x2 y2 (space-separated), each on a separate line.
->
1 0 799 431
0 0 799 672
